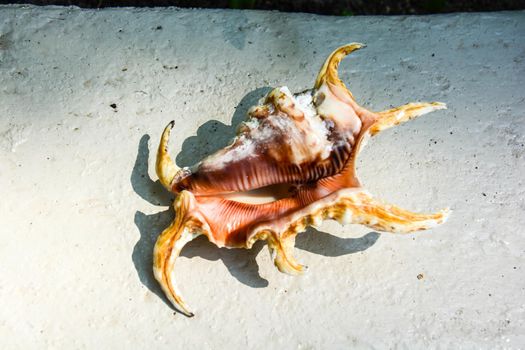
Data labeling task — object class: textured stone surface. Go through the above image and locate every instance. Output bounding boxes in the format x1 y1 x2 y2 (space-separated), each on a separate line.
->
0 5 524 349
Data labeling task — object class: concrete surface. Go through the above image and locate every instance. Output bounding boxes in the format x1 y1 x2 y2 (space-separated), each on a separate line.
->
0 5 524 349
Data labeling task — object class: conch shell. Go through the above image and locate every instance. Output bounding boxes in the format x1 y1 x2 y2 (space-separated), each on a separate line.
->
153 43 450 316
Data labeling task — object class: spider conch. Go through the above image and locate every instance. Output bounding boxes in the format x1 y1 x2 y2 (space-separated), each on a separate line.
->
153 43 450 317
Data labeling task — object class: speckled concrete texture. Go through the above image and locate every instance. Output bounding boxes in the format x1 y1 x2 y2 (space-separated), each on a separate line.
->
0 5 524 349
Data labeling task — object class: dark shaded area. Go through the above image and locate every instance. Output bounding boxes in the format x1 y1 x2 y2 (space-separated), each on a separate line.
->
3 0 525 15
296 229 379 257
175 87 272 168
130 87 380 309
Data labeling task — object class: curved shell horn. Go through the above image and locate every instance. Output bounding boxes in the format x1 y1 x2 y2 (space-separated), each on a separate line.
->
153 190 200 317
156 120 180 190
314 42 365 99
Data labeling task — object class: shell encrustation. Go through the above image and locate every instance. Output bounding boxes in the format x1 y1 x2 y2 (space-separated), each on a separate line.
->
153 43 450 317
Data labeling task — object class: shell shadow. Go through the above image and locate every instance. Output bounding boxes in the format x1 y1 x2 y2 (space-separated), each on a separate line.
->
175 86 272 168
130 87 381 306
296 228 380 257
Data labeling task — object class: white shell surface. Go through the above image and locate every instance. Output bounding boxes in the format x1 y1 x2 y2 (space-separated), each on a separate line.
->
200 85 333 170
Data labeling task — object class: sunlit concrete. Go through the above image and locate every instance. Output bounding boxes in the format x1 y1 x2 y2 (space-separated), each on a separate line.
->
1 5 524 348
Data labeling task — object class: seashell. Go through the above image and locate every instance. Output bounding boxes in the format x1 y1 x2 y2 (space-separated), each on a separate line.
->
153 43 450 317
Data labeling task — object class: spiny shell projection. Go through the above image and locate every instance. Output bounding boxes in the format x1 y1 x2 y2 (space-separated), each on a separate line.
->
153 43 450 317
